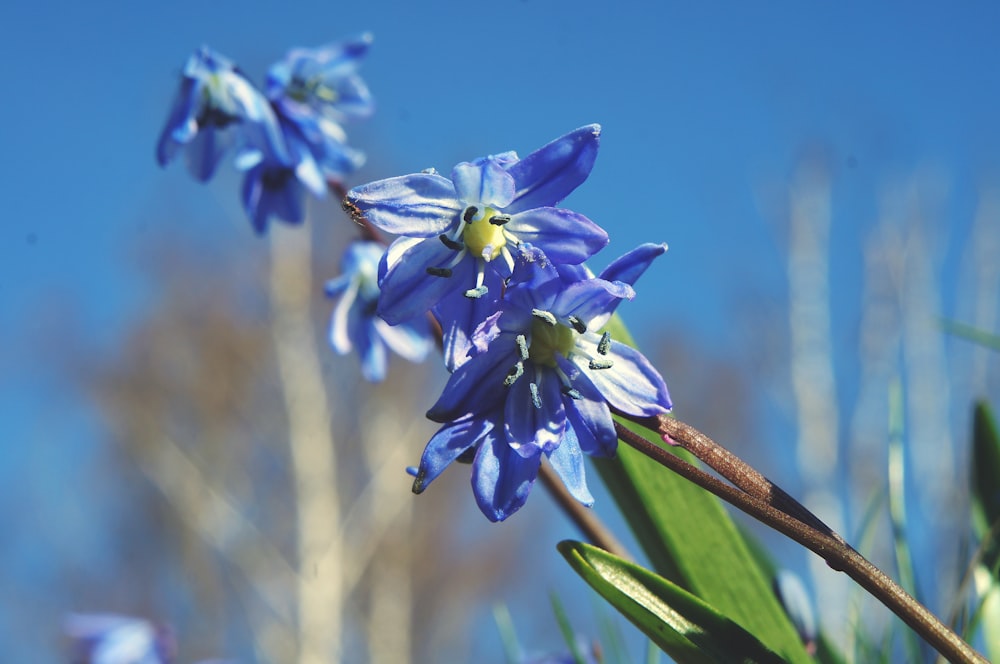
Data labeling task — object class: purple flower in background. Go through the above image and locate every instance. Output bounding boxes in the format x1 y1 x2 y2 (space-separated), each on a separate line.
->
267 34 375 129
326 241 433 381
156 47 285 182
65 614 174 664
345 125 608 328
411 246 670 521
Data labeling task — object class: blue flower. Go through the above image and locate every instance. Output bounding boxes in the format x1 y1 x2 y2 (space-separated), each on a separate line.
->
238 112 363 233
156 46 285 182
237 36 372 233
411 245 671 521
64 614 174 664
266 34 375 130
326 241 433 381
345 126 609 329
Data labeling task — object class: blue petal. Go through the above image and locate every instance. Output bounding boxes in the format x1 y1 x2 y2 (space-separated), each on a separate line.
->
327 282 357 354
505 124 601 213
373 316 433 363
324 273 352 297
377 238 476 324
241 165 306 234
472 433 542 521
598 242 668 285
557 367 618 457
427 345 515 422
507 208 608 264
354 309 387 382
434 273 504 371
184 126 234 181
504 364 566 456
547 427 595 506
156 77 199 167
451 159 516 207
576 340 672 416
552 278 634 328
347 174 461 236
413 415 495 493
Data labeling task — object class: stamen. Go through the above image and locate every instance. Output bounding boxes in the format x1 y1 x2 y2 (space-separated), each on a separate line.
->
531 309 557 326
443 248 469 270
439 234 463 251
504 361 524 386
502 227 521 246
561 386 583 400
515 334 529 361
489 214 511 226
426 267 452 278
463 206 478 223
529 382 542 409
567 315 587 333
589 358 614 370
597 331 611 355
500 246 516 273
465 261 488 298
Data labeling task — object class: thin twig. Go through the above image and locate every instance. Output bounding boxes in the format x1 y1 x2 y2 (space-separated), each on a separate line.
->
538 461 632 561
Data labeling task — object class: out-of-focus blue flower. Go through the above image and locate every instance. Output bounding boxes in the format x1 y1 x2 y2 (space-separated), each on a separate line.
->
346 126 609 330
156 46 285 182
410 245 670 521
521 641 602 664
238 112 363 233
326 241 433 382
64 614 174 664
267 34 374 132
237 36 372 233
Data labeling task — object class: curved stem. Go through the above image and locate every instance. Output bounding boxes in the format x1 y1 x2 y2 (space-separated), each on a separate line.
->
537 461 632 561
613 418 987 664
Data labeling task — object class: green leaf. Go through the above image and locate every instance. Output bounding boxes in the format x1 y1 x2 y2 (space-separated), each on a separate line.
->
559 541 788 664
970 401 1000 662
593 317 812 663
941 319 1000 351
549 592 587 664
972 401 1000 550
971 565 1000 663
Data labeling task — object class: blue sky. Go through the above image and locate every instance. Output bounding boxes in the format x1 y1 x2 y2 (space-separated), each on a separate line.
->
2 0 1000 660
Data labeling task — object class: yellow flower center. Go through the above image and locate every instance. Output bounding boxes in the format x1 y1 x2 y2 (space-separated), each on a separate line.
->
461 207 507 261
528 318 576 367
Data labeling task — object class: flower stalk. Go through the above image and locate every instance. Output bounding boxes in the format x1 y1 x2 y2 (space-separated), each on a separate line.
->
614 415 987 664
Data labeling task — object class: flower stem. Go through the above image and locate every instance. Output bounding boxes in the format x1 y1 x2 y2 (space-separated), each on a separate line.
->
612 416 987 664
538 461 632 562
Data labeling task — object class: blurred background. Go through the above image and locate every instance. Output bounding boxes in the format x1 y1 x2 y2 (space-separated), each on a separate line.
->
2 1 1000 661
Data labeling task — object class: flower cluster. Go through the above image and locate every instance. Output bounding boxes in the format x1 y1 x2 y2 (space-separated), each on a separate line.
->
338 125 672 521
156 35 373 233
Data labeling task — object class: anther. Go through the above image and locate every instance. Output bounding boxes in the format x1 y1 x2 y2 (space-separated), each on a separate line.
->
426 267 452 278
567 315 587 333
561 386 583 400
504 361 524 386
589 358 614 370
439 234 463 251
515 334 530 361
489 214 511 226
597 331 611 355
529 382 542 409
531 309 557 326
463 206 478 223
464 285 488 299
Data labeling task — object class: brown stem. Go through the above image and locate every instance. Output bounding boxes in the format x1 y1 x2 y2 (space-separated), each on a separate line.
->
538 461 632 561
613 420 987 664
